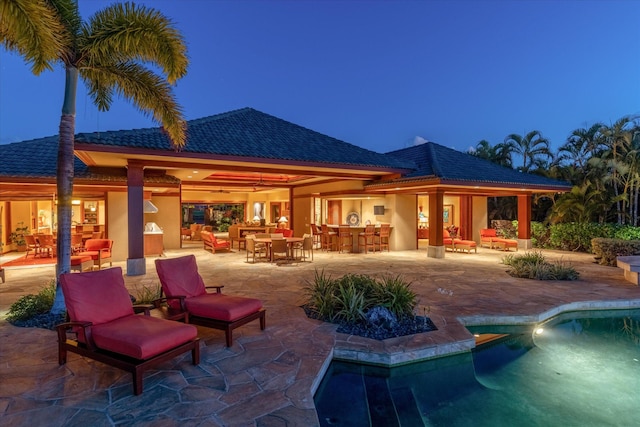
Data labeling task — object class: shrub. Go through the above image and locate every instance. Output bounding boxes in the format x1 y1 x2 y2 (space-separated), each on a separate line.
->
303 270 418 324
7 279 57 322
131 282 162 304
532 222 640 253
502 251 579 280
591 238 640 266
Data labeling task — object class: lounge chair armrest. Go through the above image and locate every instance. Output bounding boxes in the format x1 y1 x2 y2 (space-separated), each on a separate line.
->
205 285 224 294
153 295 187 311
56 321 96 350
133 304 154 315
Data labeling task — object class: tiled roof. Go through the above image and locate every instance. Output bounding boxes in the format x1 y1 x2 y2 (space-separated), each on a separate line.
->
75 107 414 170
0 137 178 184
0 137 90 178
382 142 571 189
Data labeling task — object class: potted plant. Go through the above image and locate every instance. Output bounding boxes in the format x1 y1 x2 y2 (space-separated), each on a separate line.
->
9 222 29 252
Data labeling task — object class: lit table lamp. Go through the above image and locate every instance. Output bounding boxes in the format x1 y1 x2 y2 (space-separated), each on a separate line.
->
278 216 288 228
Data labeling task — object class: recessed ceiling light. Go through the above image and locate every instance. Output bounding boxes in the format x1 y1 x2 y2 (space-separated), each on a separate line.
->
187 175 192 179
193 170 199 174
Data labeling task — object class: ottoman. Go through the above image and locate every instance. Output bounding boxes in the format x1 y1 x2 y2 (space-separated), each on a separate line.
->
493 239 518 251
70 255 93 272
454 239 477 253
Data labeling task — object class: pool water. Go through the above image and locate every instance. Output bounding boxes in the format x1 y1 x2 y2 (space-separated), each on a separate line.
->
314 310 640 426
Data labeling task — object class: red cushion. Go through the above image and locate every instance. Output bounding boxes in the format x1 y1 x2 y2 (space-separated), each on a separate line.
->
91 315 197 359
185 293 262 322
70 255 92 265
282 229 293 238
76 250 99 260
156 255 207 309
60 267 133 325
456 239 476 246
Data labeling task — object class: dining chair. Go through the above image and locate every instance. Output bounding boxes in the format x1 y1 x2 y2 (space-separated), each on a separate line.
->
245 235 267 263
71 233 83 254
294 234 314 261
270 238 289 262
24 234 40 258
37 234 55 258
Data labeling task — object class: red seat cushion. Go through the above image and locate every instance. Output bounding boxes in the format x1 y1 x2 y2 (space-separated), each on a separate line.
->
185 293 262 322
91 315 197 359
70 255 92 265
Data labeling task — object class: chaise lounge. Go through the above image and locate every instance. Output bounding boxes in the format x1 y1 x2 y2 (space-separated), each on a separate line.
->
201 230 231 253
155 255 266 347
56 267 200 395
479 228 518 251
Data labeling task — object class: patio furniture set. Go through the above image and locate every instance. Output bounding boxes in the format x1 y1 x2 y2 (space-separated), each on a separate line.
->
57 255 266 395
314 223 391 253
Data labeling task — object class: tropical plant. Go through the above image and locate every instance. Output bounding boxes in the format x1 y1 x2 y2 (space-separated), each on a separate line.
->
6 279 57 322
1 0 188 313
504 130 553 173
9 221 29 247
303 270 418 324
502 251 579 280
130 282 161 304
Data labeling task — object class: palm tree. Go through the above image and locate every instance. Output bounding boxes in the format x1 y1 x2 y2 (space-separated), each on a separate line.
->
504 130 552 173
559 123 605 172
1 0 188 313
600 116 639 224
469 139 513 167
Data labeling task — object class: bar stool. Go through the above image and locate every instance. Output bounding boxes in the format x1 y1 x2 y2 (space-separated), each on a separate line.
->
358 224 376 253
310 224 323 249
375 224 390 252
321 224 336 251
337 225 353 253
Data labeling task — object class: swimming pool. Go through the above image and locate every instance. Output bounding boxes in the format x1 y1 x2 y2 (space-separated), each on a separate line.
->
314 309 640 426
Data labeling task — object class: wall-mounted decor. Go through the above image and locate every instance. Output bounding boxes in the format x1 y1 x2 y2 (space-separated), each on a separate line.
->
373 205 385 215
270 202 281 223
443 204 454 227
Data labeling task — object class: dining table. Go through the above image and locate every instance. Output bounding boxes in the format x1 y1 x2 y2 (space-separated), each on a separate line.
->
253 236 304 262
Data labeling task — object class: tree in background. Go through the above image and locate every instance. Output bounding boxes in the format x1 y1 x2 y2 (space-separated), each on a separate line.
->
503 130 553 173
1 0 188 313
472 116 639 226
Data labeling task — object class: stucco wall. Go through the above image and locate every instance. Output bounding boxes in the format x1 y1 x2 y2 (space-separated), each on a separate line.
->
107 192 128 262
472 196 488 242
146 195 181 250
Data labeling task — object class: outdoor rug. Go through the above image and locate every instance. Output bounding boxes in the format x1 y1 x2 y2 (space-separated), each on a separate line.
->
0 255 56 268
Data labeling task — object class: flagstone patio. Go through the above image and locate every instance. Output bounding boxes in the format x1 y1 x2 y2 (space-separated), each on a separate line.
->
1 244 638 426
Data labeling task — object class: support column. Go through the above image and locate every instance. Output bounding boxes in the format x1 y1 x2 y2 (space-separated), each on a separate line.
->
427 189 445 258
517 194 532 250
127 162 146 275
459 195 473 240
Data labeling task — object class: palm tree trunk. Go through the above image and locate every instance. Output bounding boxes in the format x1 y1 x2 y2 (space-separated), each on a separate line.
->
51 66 78 314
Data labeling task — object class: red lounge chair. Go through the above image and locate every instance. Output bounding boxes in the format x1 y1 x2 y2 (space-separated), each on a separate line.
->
155 255 265 347
57 267 200 395
76 238 113 269
201 230 231 253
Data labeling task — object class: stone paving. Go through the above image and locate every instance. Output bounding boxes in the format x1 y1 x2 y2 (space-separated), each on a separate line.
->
1 244 639 426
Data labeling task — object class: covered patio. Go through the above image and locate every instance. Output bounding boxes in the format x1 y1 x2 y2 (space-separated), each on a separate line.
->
1 244 638 425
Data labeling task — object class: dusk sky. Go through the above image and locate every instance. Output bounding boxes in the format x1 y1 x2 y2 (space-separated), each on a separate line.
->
1 0 638 159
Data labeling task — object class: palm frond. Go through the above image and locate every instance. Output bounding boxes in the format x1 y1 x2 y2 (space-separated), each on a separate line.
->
0 0 68 73
81 2 188 83
81 62 186 148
